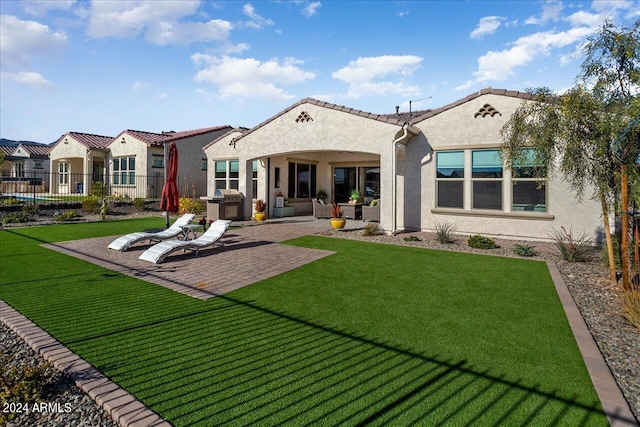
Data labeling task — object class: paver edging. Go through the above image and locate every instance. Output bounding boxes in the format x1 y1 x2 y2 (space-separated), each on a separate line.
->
0 299 172 427
546 260 638 427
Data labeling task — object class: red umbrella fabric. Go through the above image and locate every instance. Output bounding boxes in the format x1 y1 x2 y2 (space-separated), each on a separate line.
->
160 142 179 213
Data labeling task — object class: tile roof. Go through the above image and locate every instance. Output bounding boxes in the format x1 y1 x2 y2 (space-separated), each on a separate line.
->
116 126 233 146
230 88 537 146
18 143 51 156
0 145 15 156
54 132 114 150
410 88 535 123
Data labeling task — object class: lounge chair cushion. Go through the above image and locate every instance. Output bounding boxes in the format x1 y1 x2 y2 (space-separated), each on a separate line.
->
108 213 195 251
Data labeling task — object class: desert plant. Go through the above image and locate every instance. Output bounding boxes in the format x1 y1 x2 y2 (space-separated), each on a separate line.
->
81 197 99 213
0 353 53 424
134 198 146 212
100 199 108 219
362 223 381 236
620 286 640 331
54 210 81 222
513 243 538 257
550 226 593 262
403 235 421 242
255 199 266 213
468 234 499 249
433 219 457 244
0 197 21 206
179 197 204 215
331 203 343 218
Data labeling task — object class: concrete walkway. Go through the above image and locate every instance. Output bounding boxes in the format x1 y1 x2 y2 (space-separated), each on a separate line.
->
2 217 637 426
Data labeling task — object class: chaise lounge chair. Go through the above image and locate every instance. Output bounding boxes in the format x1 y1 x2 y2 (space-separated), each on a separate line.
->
138 219 231 264
107 213 196 251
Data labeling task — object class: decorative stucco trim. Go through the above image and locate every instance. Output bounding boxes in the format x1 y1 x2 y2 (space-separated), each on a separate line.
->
286 157 319 165
431 207 555 221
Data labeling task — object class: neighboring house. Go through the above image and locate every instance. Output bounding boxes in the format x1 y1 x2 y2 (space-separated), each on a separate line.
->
0 142 52 193
49 132 114 195
203 88 603 242
107 126 232 199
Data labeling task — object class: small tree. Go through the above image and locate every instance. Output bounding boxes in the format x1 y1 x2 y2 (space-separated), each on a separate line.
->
501 19 639 289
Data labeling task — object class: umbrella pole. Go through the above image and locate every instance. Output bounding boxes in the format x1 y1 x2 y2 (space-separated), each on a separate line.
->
164 141 170 229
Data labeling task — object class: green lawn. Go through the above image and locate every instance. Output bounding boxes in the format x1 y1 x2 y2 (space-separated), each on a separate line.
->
0 220 607 426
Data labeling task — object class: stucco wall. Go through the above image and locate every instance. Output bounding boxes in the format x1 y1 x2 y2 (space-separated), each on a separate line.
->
409 93 603 242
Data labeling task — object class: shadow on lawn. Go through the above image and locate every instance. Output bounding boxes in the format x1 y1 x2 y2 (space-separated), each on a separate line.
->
0 229 626 426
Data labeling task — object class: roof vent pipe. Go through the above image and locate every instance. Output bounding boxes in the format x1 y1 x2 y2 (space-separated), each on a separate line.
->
395 106 400 115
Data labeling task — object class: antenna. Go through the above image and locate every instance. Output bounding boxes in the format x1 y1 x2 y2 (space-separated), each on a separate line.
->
409 96 432 116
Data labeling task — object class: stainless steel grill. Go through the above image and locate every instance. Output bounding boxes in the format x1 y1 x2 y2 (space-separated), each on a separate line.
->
203 189 244 220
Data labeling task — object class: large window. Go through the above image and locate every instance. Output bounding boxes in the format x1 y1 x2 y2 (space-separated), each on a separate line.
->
113 156 135 185
288 162 316 199
512 148 547 212
436 151 464 208
472 149 502 210
215 160 239 190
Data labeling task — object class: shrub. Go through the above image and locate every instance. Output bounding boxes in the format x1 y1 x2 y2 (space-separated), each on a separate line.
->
468 234 499 249
91 181 107 198
620 286 640 331
81 197 99 213
330 203 343 218
0 197 21 206
54 210 81 222
433 219 457 244
550 226 592 262
403 235 421 242
134 198 146 212
513 243 538 257
0 352 53 424
179 197 204 215
2 211 32 224
362 223 381 236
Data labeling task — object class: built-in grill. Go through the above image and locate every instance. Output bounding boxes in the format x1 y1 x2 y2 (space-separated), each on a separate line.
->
202 189 244 221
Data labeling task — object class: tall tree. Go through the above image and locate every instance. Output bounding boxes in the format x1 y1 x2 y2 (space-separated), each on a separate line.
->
501 19 639 289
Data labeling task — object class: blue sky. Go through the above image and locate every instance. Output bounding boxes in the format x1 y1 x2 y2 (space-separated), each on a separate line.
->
1 0 638 144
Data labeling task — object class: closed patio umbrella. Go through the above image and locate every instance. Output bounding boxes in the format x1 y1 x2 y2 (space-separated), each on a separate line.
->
160 142 179 222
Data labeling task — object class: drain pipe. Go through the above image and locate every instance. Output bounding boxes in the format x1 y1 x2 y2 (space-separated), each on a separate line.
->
391 125 408 235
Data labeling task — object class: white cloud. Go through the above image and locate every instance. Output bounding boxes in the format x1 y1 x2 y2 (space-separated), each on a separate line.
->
0 15 68 69
1 71 56 90
396 10 410 18
525 0 564 25
87 1 193 38
565 10 602 27
145 19 232 45
23 0 76 16
192 55 315 101
302 2 321 17
241 3 274 30
456 26 597 91
132 81 150 92
470 16 504 39
332 55 423 98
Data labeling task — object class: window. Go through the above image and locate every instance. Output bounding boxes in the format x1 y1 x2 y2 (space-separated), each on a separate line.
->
252 160 258 196
202 158 207 171
152 155 164 168
472 149 502 210
436 151 464 208
34 161 44 170
214 160 239 190
14 162 25 178
288 162 316 199
113 156 135 185
512 148 547 212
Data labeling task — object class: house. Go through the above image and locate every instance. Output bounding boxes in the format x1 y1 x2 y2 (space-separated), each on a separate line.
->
107 126 232 200
203 88 603 242
1 141 52 192
49 132 114 195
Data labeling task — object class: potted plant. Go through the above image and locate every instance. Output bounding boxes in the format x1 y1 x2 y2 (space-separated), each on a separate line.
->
316 189 328 203
330 203 346 229
349 190 362 204
254 199 267 221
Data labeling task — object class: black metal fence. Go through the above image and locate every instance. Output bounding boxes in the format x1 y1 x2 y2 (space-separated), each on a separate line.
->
0 172 207 207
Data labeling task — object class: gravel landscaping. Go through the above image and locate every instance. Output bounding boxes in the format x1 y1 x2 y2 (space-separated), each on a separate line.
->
1 213 639 425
